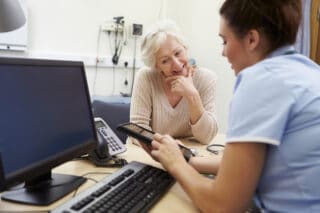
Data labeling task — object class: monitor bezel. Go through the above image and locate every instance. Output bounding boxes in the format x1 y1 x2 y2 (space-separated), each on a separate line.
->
0 57 97 190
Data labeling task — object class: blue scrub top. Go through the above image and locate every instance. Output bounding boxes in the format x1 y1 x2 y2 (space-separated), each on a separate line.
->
226 45 320 212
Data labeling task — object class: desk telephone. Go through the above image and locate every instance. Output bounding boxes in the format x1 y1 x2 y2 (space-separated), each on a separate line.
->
88 117 127 167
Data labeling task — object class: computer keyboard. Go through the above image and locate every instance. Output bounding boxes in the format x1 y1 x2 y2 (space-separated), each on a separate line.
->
51 161 175 213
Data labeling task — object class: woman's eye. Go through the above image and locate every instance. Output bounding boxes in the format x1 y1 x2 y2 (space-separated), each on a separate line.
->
175 51 181 56
162 59 168 64
222 40 227 45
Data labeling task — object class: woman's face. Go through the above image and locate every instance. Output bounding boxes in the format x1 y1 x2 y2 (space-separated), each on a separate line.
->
219 17 251 75
155 35 189 77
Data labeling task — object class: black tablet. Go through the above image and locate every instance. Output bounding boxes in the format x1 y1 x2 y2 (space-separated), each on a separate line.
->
117 122 154 145
117 122 196 161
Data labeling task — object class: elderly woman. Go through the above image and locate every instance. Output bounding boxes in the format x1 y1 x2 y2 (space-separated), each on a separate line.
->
130 20 218 145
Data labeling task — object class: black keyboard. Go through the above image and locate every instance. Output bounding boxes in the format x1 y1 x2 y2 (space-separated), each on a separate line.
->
51 161 175 213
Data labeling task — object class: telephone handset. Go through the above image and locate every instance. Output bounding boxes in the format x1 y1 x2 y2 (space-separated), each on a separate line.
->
88 117 127 167
94 117 127 157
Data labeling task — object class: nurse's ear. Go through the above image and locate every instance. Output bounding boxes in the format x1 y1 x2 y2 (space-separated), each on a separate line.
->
245 29 260 51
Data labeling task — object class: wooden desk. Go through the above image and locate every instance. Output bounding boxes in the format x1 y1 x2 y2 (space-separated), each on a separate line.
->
0 134 226 213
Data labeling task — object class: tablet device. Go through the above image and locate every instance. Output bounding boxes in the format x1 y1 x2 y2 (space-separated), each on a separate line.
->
117 122 196 161
116 122 154 145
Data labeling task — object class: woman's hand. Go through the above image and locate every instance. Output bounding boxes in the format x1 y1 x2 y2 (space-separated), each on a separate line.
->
150 133 186 172
165 65 197 97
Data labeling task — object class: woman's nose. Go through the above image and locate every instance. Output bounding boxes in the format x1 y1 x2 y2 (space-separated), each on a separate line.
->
172 57 183 69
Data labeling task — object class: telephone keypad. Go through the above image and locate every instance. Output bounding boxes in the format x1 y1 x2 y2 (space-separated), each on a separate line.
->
95 117 127 156
106 137 122 151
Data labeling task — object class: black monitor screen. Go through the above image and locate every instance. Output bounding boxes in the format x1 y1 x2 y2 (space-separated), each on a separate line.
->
0 57 97 205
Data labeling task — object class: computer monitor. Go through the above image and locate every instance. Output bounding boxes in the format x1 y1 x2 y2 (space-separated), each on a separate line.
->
0 57 97 205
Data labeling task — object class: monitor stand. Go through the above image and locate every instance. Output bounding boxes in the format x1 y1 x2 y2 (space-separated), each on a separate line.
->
1 172 86 205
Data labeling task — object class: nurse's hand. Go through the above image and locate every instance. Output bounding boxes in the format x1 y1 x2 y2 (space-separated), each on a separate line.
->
151 133 186 172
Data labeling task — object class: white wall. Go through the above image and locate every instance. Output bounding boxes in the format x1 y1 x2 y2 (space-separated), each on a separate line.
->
0 0 235 133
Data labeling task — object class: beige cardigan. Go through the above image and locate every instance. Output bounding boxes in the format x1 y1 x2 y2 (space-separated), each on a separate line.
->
130 67 218 144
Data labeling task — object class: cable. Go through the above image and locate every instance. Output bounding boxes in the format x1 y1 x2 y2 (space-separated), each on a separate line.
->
108 30 113 54
124 61 129 87
72 177 98 197
112 17 125 66
93 25 103 95
112 23 120 65
77 154 127 168
130 35 138 96
112 65 115 95
120 61 129 97
206 144 225 155
105 31 116 95
81 171 113 177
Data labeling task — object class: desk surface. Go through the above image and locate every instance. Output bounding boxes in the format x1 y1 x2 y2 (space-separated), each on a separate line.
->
0 134 226 213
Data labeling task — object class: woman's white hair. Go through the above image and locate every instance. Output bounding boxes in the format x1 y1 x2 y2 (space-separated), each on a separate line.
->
141 19 188 69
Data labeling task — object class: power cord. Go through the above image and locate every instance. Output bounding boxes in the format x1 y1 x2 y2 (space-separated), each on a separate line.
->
206 144 225 155
92 156 127 168
129 35 138 96
111 16 125 66
112 65 116 95
93 25 103 95
78 154 128 168
120 61 130 97
124 61 129 87
106 31 117 95
72 177 98 197
71 171 114 197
